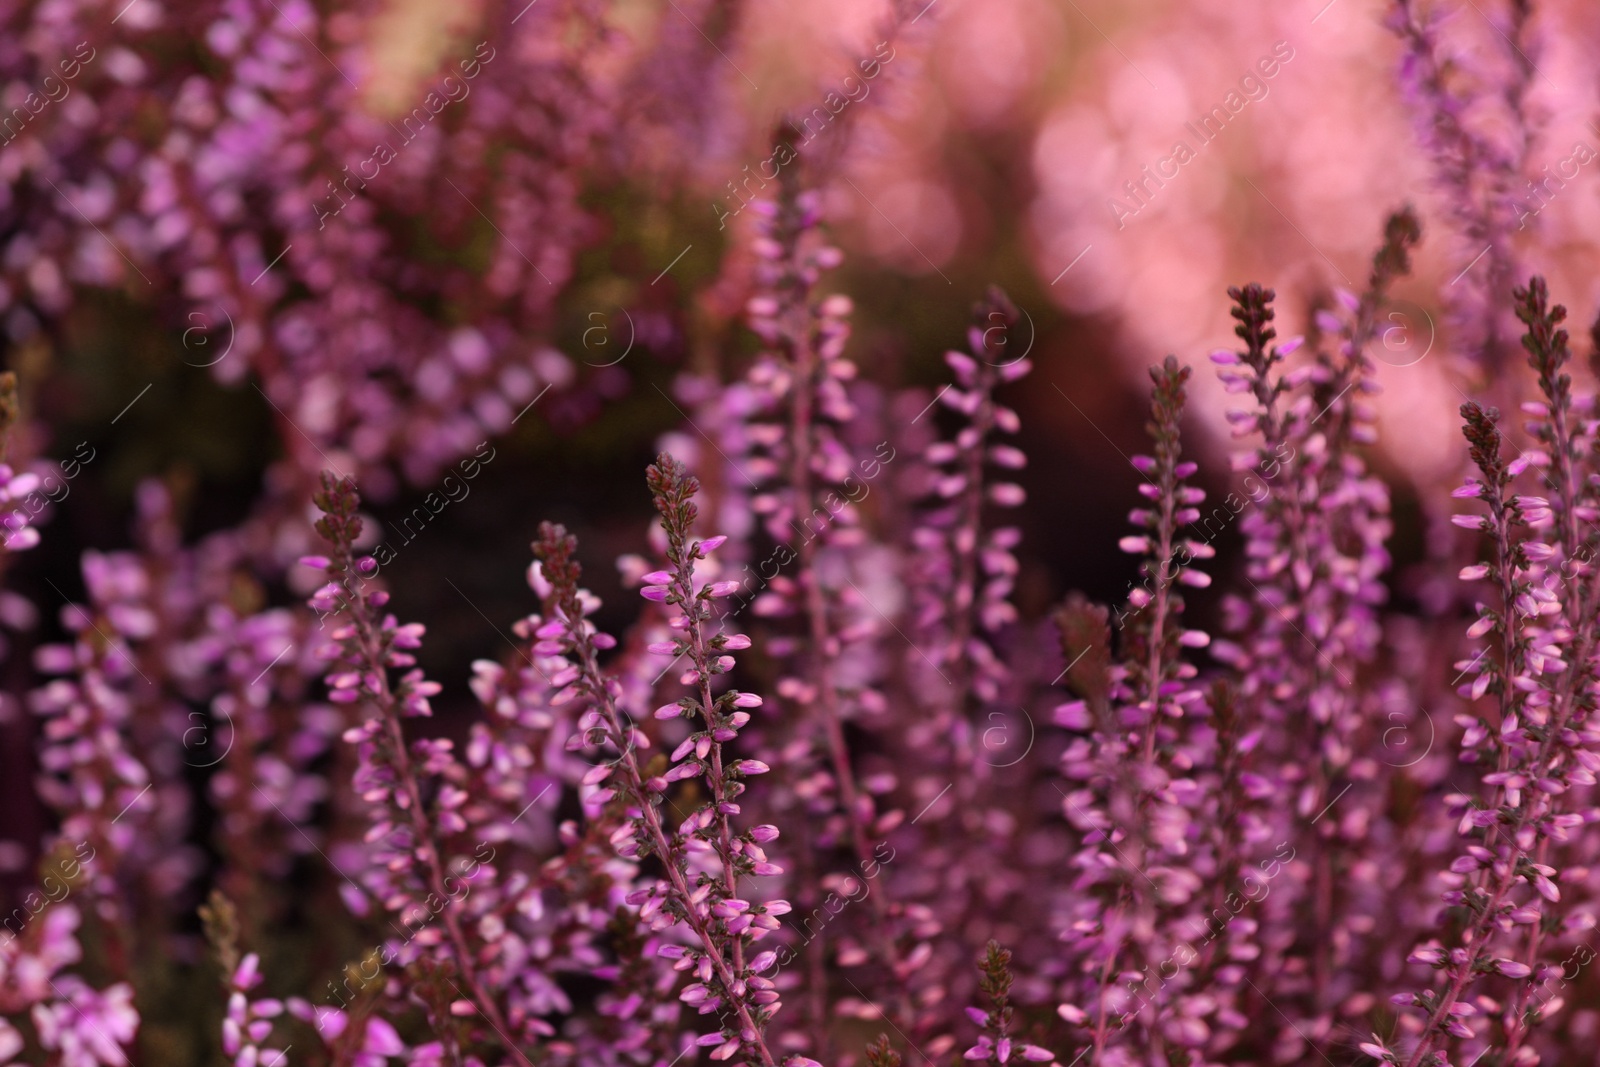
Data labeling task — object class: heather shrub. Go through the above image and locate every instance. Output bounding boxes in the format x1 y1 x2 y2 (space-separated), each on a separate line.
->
3 0 1600 1066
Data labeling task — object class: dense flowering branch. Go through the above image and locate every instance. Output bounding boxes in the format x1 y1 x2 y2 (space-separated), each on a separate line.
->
1054 353 1214 1064
730 170 921 1050
533 452 803 1067
911 286 1033 703
1385 279 1600 1066
1208 210 1417 1043
963 941 1052 1064
884 289 1038 1045
744 177 883 889
1387 0 1532 386
308 472 534 1067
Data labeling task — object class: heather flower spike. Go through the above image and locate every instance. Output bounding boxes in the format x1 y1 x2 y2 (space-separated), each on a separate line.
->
736 166 920 1049
1119 354 1208 715
203 894 292 1067
310 472 534 1067
1054 352 1215 1063
1395 279 1600 1067
890 286 1036 1042
914 284 1033 699
1389 0 1534 387
534 453 791 1067
963 941 1052 1063
1187 212 1415 1049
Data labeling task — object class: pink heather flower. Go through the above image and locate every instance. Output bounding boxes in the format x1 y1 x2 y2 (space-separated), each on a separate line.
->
30 978 138 1067
0 456 44 552
1359 1036 1394 1060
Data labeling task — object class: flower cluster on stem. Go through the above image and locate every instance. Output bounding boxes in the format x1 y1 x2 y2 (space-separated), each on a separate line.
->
307 472 534 1067
1056 354 1213 1063
533 452 800 1066
1383 279 1600 1066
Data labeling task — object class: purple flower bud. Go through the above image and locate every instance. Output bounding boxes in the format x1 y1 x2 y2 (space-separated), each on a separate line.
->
234 953 261 990
1054 701 1090 729
988 483 1026 506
